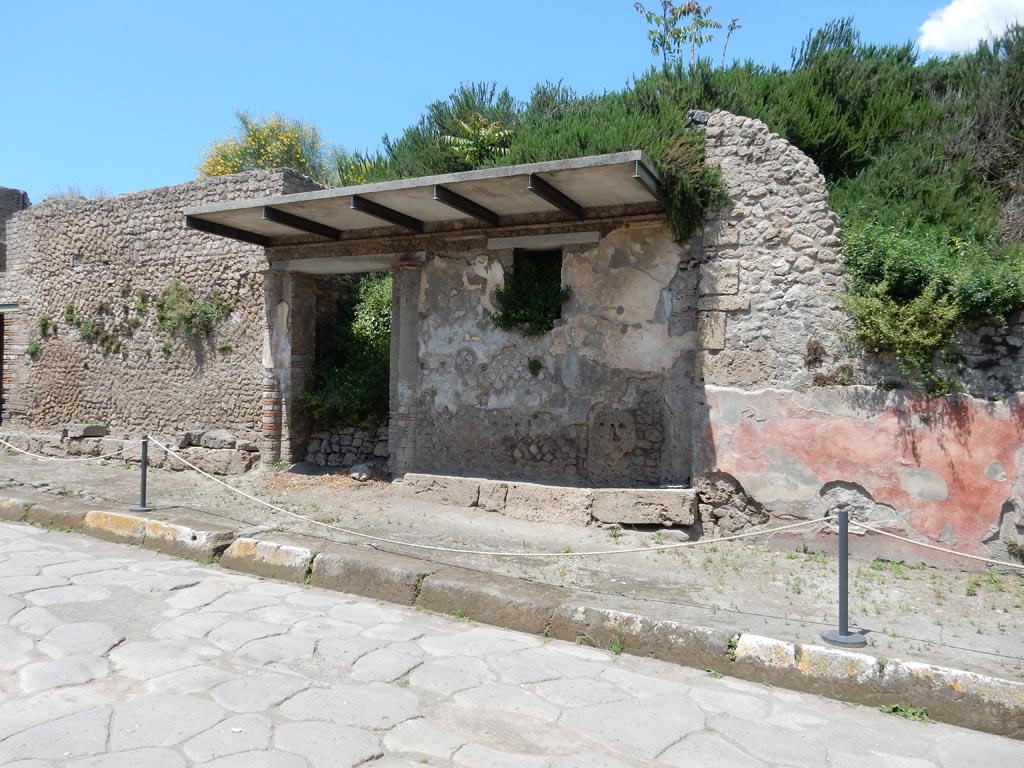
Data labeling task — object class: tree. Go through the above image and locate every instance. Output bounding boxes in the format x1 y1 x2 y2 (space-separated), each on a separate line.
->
441 113 514 169
633 2 726 67
197 111 338 185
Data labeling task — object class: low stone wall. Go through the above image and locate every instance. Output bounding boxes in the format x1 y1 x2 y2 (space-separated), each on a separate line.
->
304 425 389 469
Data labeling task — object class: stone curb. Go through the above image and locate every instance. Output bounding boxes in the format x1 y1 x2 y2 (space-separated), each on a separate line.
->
2 492 1022 740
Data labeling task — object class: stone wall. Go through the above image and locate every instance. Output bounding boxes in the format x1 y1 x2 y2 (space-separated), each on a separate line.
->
1 170 321 448
304 425 388 469
0 186 31 271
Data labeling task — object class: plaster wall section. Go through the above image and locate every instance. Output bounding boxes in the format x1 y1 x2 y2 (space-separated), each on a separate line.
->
407 224 700 487
5 170 321 441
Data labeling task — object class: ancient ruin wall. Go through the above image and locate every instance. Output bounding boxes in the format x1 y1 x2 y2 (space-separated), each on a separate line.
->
406 225 703 487
696 111 1024 559
3 170 320 440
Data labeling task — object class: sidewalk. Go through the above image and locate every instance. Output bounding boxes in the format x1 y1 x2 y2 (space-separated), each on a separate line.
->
1 450 1022 736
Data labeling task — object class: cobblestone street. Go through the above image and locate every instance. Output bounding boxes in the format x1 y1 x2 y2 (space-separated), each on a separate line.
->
1 521 1021 767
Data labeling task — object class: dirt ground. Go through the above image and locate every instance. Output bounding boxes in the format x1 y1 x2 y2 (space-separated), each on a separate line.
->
2 452 1022 683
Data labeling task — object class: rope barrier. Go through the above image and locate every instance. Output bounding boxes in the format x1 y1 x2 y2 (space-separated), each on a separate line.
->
149 436 831 559
855 522 1024 571
0 436 144 463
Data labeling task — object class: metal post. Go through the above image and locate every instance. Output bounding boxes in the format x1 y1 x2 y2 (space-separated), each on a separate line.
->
822 507 867 647
129 435 153 513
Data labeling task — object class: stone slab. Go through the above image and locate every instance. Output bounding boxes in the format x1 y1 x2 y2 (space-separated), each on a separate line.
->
417 568 568 635
591 488 696 526
310 548 437 605
62 424 109 439
394 474 480 507
219 538 314 583
142 519 235 560
25 501 88 531
82 511 147 545
0 498 32 522
548 602 732 671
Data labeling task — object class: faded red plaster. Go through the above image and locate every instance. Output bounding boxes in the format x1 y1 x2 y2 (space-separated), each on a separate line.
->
705 388 1023 555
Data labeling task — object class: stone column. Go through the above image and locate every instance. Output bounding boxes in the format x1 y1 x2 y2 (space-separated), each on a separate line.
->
388 264 422 477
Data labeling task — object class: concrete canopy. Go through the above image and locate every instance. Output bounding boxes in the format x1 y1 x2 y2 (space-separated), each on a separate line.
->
183 152 663 248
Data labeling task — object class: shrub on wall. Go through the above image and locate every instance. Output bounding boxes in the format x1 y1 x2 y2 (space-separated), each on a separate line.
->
304 272 392 425
155 278 233 339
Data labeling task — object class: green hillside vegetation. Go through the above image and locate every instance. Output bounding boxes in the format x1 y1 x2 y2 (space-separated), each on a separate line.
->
202 15 1024 397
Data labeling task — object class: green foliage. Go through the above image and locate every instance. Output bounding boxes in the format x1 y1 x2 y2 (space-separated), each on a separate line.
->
198 110 342 185
633 2 724 67
26 339 41 358
155 278 233 338
441 113 513 169
879 704 933 722
527 358 544 377
304 272 393 426
843 221 1024 392
492 254 570 336
37 316 54 337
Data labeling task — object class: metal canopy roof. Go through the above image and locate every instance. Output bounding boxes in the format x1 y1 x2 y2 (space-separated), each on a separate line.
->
183 151 662 247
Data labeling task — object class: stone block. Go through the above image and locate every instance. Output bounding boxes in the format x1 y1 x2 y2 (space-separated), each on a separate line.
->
418 568 568 635
310 547 438 605
698 262 739 295
172 448 257 475
143 519 235 560
697 295 749 312
477 480 509 515
502 482 593 526
83 510 147 544
25 503 87 530
219 538 315 583
62 423 109 439
395 473 481 507
199 429 237 449
0 498 32 521
697 312 726 351
591 488 696 526
548 603 732 670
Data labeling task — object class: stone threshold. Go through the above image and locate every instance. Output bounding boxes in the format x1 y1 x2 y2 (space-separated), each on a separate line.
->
393 472 698 528
1 492 1021 740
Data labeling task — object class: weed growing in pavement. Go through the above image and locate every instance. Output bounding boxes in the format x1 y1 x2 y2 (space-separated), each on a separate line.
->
966 574 980 597
608 635 626 655
608 524 622 542
879 703 933 722
706 668 724 679
452 608 468 621
870 559 910 580
726 634 739 661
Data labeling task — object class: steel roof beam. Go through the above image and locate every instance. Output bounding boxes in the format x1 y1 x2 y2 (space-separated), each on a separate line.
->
262 206 341 240
185 215 270 247
432 185 500 226
527 174 585 220
350 195 424 233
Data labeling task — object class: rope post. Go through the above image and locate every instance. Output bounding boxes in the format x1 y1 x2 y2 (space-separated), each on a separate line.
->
822 507 867 647
129 435 153 513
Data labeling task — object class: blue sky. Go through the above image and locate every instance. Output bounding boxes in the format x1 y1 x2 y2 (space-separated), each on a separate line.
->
4 1 1020 202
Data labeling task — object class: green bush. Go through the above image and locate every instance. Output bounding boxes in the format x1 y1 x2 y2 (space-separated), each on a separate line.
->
304 273 393 425
492 256 570 337
155 278 233 338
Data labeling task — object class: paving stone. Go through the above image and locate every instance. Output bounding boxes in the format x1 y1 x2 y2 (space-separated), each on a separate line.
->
362 623 426 642
486 652 562 684
560 694 706 760
660 730 767 767
109 694 225 750
315 634 386 666
0 706 111 762
0 574 68 594
40 622 124 657
533 677 627 708
0 625 34 670
599 666 690 698
688 685 772 720
514 646 606 678
66 748 187 768
829 751 936 768
453 685 562 722
109 640 220 679
182 713 272 762
290 615 362 638
165 582 232 610
418 626 541 658
934 730 1024 766
280 684 419 729
452 744 549 768
10 606 63 635
275 720 382 767
43 559 128 578
0 593 24 621
351 642 424 682
25 584 110 606
0 690 112 741
408 657 496 696
129 573 200 593
328 601 408 626
19 655 109 693
207 620 288 651
203 591 281 613
201 752 307 768
707 715 829 767
147 665 238 695
152 612 229 640
210 673 309 712
236 634 316 665
382 718 465 759
550 756 636 768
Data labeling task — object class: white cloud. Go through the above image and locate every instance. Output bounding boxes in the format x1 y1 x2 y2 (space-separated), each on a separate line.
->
918 0 1024 53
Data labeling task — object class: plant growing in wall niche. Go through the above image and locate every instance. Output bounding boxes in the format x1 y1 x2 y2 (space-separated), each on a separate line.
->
63 304 131 358
155 278 233 339
492 252 571 337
